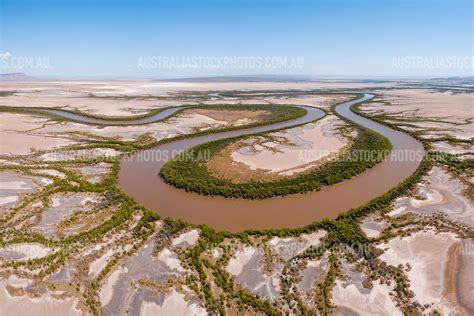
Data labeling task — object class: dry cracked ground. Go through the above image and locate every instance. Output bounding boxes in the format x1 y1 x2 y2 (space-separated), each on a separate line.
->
0 79 472 315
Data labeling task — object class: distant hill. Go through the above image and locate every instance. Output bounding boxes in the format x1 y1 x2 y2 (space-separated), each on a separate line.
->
162 74 312 82
0 73 37 81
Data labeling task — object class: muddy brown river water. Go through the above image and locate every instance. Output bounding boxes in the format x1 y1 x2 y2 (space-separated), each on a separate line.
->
37 94 425 231
117 94 424 231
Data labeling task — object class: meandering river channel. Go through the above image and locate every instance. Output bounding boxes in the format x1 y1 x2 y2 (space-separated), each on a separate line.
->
36 94 425 231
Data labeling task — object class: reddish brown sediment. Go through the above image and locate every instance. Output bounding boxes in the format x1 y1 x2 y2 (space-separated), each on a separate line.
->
442 242 460 305
456 239 474 314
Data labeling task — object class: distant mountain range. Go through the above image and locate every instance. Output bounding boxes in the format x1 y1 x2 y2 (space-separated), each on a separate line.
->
162 74 313 82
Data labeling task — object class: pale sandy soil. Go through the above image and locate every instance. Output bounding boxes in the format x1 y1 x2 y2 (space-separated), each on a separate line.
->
32 111 230 142
425 129 473 140
0 276 81 316
301 231 328 247
171 229 199 249
373 89 473 122
376 230 462 314
88 249 115 279
57 204 117 238
333 279 401 315
363 89 474 139
0 171 52 210
157 248 185 272
99 235 190 314
0 158 21 165
0 171 38 209
30 169 66 179
47 266 76 284
38 148 120 162
297 257 329 306
99 266 128 306
231 116 350 173
71 163 110 184
360 215 388 238
262 93 356 110
0 81 193 116
458 239 474 313
432 141 474 155
39 177 54 185
0 108 248 156
269 230 326 260
185 108 266 124
208 116 353 182
33 193 101 239
0 113 73 155
226 246 257 276
0 195 19 207
225 232 326 301
333 259 401 315
191 95 357 114
139 288 207 316
0 243 54 260
390 167 474 227
210 247 223 259
226 245 281 301
0 80 394 115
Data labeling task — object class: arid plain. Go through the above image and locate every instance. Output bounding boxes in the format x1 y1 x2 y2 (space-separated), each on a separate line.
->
0 78 472 315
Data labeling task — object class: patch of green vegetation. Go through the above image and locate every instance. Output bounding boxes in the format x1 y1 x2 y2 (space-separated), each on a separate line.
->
0 104 175 124
315 252 341 314
430 151 473 174
2 92 453 315
140 104 307 151
160 121 391 199
0 103 307 127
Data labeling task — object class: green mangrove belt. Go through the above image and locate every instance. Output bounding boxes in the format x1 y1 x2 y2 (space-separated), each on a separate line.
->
0 103 306 126
160 125 392 199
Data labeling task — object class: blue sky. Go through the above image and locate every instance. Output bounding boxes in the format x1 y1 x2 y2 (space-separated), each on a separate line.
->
1 0 472 78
